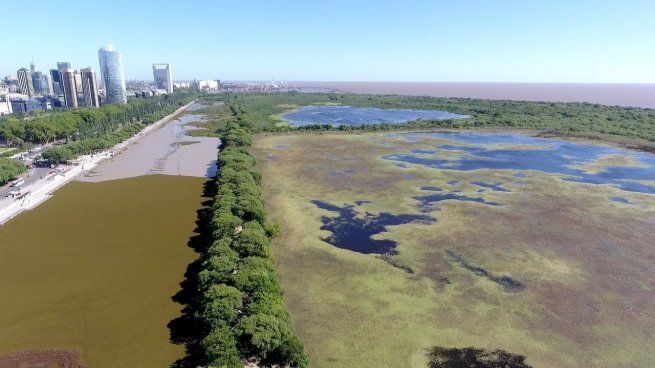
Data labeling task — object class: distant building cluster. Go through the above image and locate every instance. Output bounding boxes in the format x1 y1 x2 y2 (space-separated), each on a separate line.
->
194 79 220 91
1 45 178 115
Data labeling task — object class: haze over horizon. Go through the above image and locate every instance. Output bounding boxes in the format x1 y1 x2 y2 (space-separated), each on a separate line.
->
2 0 655 83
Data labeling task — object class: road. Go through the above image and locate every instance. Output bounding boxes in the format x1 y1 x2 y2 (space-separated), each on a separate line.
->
0 143 60 199
0 167 58 199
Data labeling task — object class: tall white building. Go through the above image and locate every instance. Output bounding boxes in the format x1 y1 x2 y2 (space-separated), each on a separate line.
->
152 63 173 93
98 45 127 104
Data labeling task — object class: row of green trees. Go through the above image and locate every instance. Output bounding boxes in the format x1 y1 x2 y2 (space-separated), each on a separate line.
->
0 93 196 146
38 94 196 163
0 158 26 185
196 101 309 367
42 123 144 163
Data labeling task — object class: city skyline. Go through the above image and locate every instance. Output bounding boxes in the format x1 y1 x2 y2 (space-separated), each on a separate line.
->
1 0 655 83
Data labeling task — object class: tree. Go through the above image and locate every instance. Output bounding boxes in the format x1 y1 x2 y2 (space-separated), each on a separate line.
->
237 313 288 356
202 284 243 325
202 325 242 368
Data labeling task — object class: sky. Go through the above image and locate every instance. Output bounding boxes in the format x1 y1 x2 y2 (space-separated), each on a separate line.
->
2 0 654 83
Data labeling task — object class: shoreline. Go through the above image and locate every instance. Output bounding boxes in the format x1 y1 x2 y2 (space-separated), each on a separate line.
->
256 126 655 154
0 100 196 226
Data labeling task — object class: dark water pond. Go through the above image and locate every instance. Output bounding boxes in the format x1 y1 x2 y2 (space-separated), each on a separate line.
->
311 200 434 254
384 132 655 195
282 105 468 127
414 191 503 212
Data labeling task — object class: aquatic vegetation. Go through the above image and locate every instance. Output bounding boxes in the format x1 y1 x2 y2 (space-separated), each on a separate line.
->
282 105 468 127
427 346 531 368
384 132 655 195
413 192 502 212
446 250 525 292
311 200 434 254
471 181 510 192
254 131 655 368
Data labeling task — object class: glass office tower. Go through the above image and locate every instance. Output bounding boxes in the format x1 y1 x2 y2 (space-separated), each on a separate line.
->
98 45 127 104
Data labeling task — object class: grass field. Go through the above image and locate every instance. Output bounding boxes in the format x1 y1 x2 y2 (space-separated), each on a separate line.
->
253 132 655 368
0 147 16 156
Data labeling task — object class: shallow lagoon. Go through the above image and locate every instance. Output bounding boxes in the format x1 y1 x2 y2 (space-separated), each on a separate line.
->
282 105 468 126
384 132 655 195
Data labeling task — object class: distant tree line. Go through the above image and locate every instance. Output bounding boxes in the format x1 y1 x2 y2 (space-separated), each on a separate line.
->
0 92 196 146
209 92 655 146
195 100 309 367
0 158 26 186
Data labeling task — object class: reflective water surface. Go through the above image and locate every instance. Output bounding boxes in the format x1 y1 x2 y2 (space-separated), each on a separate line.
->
383 132 655 195
282 105 468 126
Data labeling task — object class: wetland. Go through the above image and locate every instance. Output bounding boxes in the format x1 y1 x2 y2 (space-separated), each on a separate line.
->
254 131 655 368
281 105 468 127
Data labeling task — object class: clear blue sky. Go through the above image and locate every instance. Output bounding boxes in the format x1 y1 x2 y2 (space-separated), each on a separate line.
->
2 0 654 83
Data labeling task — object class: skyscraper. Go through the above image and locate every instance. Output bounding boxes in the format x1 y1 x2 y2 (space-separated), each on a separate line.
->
50 69 62 95
52 62 72 96
80 68 100 107
60 68 78 108
74 70 83 96
98 45 127 104
152 63 173 93
32 71 53 96
16 68 34 97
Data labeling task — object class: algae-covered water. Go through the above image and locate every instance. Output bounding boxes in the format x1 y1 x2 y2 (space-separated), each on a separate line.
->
254 132 655 368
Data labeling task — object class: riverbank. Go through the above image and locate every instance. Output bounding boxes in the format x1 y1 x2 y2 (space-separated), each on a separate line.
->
78 103 220 182
0 100 196 226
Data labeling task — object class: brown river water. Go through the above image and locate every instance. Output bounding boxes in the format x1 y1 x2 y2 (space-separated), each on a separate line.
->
0 103 219 367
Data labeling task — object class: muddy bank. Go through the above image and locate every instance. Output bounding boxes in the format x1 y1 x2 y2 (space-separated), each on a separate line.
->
78 103 220 182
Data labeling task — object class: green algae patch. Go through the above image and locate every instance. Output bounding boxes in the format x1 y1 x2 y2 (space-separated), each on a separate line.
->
0 175 207 368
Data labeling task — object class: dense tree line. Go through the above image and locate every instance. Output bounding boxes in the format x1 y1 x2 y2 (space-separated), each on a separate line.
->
196 101 309 367
0 93 196 146
0 158 26 185
37 94 196 163
42 123 144 163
